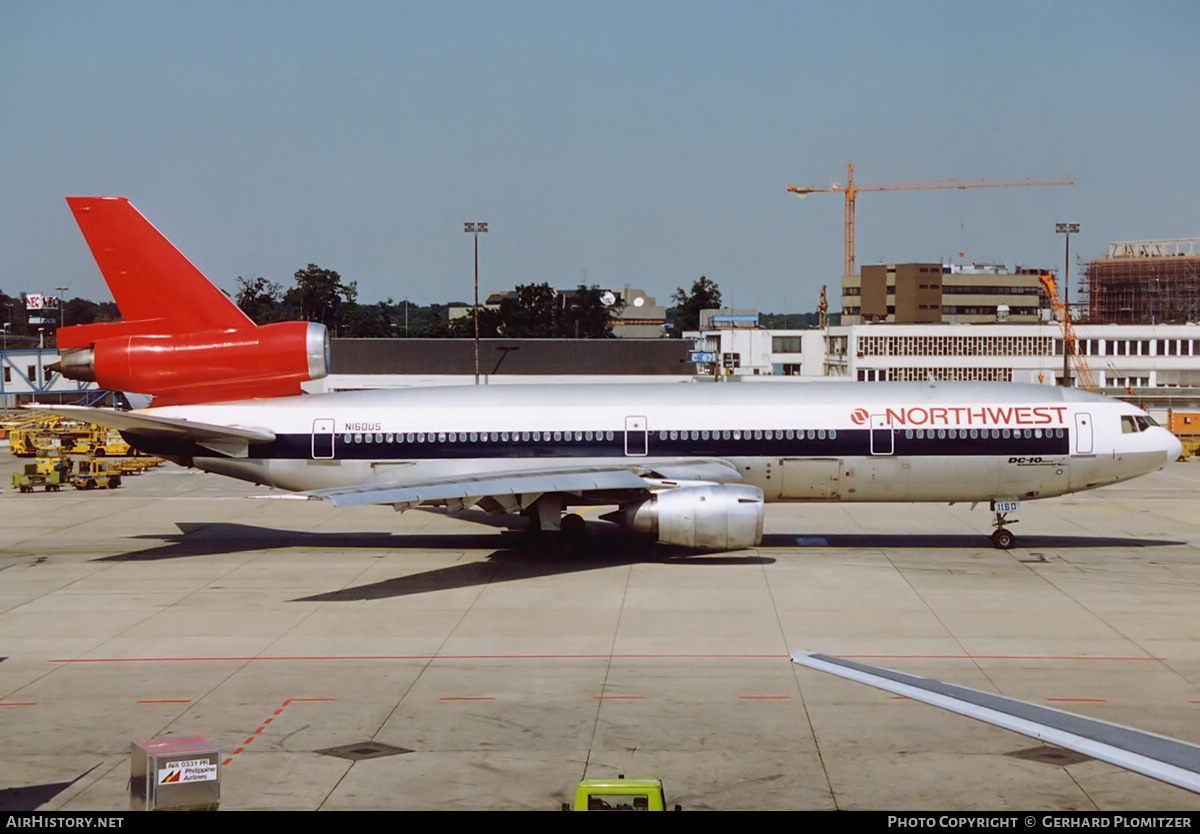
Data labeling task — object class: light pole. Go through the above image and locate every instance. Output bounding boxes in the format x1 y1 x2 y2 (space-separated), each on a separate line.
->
55 286 68 329
1055 222 1079 386
464 222 488 384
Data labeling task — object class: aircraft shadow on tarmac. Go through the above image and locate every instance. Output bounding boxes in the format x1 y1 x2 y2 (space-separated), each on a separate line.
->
762 532 1186 549
101 519 773 601
96 520 1182 602
0 764 99 813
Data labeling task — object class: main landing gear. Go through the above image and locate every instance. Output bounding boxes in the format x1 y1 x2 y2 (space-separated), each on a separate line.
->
990 502 1018 550
525 494 587 542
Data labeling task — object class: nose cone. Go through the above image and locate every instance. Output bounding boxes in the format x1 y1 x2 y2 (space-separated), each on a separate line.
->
1164 430 1183 464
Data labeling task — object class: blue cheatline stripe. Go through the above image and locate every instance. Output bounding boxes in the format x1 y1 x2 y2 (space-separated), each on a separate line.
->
248 428 1072 461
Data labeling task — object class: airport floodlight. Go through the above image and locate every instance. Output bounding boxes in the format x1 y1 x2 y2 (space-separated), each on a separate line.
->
1055 222 1081 386
464 222 489 383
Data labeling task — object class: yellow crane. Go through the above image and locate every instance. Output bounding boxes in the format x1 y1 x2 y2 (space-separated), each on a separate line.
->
1038 272 1099 392
787 162 1074 278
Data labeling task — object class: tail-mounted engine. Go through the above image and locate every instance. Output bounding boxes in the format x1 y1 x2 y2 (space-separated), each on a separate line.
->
57 321 329 406
606 483 765 550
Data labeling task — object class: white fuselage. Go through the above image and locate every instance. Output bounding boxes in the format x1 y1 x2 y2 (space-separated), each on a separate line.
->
137 381 1180 507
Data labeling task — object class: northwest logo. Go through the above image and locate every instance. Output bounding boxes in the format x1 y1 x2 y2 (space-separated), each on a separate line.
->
849 405 1068 427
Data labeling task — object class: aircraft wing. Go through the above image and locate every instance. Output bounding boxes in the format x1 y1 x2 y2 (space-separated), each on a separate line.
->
23 404 275 458
301 458 742 512
791 651 1200 794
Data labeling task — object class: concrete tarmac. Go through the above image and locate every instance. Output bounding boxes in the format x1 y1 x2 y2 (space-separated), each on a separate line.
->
2 451 1199 811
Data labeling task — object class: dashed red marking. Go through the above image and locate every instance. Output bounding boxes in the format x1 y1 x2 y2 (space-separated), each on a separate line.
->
221 698 335 767
440 697 495 701
0 702 36 707
595 695 643 700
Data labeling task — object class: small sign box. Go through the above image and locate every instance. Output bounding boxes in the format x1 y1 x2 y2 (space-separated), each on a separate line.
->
131 735 220 811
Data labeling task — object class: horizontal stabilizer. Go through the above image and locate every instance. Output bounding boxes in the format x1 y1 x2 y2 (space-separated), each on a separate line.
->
24 404 274 459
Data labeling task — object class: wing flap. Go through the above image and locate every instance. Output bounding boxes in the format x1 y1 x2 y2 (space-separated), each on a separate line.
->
307 467 655 509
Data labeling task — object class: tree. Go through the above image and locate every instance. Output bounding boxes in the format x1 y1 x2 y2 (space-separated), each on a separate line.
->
670 275 722 333
497 283 560 337
455 283 618 339
283 264 356 333
235 277 288 324
558 285 616 339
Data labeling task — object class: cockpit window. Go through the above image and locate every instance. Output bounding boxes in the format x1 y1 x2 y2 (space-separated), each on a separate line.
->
1121 414 1158 433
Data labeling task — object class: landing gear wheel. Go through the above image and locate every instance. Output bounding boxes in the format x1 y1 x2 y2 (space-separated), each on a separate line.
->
560 513 586 538
991 528 1015 550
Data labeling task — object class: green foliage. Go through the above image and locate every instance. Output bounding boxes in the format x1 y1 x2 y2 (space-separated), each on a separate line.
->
669 275 722 333
283 264 357 332
464 283 618 338
235 277 289 324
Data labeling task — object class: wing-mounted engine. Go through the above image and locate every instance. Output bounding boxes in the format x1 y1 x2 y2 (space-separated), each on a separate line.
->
53 196 329 405
604 483 765 550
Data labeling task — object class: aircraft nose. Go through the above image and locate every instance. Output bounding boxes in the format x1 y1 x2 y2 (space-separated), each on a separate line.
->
1164 430 1183 464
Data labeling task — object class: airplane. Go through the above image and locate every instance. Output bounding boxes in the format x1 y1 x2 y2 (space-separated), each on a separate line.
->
35 197 1183 551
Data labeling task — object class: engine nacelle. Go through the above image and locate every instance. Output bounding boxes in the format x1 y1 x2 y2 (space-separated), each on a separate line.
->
610 484 765 550
58 321 329 405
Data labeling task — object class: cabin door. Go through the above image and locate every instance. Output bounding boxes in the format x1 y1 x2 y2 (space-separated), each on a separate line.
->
1074 412 1093 454
869 414 894 456
625 416 648 456
312 418 335 459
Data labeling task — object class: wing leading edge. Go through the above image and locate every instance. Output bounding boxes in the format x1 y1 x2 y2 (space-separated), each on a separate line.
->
791 651 1200 794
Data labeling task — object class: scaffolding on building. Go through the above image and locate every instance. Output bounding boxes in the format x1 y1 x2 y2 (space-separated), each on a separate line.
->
1083 239 1200 323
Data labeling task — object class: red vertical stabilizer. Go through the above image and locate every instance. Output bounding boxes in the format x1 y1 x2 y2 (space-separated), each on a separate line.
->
56 197 328 405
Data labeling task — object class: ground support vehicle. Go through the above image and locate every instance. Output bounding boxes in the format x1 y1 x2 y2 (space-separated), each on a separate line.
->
562 777 679 811
12 462 69 492
70 459 121 490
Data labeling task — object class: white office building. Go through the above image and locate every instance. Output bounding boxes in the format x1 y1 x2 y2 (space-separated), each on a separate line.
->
690 322 1200 405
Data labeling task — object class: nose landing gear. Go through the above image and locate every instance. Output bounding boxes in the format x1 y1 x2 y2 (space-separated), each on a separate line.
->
989 500 1019 549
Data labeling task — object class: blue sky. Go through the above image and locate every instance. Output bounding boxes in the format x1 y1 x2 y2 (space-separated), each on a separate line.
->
2 1 1197 313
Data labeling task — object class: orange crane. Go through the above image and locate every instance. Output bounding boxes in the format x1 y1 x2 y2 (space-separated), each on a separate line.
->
1038 272 1099 392
787 162 1074 278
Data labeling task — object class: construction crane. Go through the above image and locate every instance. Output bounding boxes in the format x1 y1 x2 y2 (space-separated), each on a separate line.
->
1038 272 1099 392
787 162 1074 278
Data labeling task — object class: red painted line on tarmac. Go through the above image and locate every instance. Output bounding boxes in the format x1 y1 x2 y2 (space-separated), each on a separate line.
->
595 695 643 700
0 702 36 707
1046 698 1108 703
440 697 494 701
221 698 335 769
48 653 788 662
738 695 791 700
137 699 190 704
48 652 1163 663
842 655 1163 662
